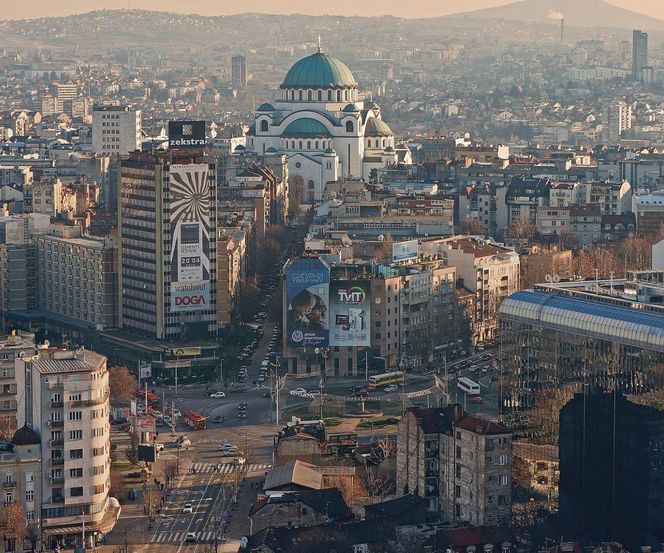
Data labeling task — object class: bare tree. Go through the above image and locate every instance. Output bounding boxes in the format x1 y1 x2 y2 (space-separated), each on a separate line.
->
164 461 178 488
288 175 305 219
142 487 161 527
459 217 485 235
361 467 394 502
506 216 535 251
109 366 138 403
374 233 394 262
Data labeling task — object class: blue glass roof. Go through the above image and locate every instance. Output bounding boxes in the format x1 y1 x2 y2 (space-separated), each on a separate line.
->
500 290 664 350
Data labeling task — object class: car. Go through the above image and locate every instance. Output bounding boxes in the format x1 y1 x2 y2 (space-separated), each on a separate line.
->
290 387 307 396
182 503 193 513
383 384 399 393
213 415 224 424
470 396 483 404
222 447 240 457
173 409 182 417
257 375 266 383
210 391 226 398
481 367 489 374
218 442 235 450
238 411 247 419
155 443 165 452
307 389 321 397
229 386 247 393
185 532 197 543
238 402 248 410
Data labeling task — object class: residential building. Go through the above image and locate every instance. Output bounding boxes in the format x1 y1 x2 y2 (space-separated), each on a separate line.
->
560 392 664 547
249 488 350 535
118 151 217 340
92 105 141 156
396 406 512 524
426 237 520 344
34 224 119 329
570 204 602 247
15 346 118 548
0 332 35 433
606 101 632 143
216 231 247 328
231 55 247 88
634 190 664 235
535 206 570 237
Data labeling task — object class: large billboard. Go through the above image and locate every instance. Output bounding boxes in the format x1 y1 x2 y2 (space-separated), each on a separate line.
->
285 258 329 348
170 164 211 313
168 121 206 149
392 240 418 262
329 279 371 347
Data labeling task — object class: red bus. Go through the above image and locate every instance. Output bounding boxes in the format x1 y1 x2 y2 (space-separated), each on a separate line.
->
135 391 160 408
183 410 207 430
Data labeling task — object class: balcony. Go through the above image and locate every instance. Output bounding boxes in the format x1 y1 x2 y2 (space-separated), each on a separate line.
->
49 439 64 447
51 496 64 504
50 458 64 466
2 481 15 489
50 401 63 409
51 477 64 485
71 392 109 408
49 420 63 428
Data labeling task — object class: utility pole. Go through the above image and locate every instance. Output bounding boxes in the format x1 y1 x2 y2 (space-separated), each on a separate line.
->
365 349 368 383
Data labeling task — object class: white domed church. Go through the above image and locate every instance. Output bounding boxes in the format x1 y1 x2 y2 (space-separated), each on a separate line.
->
246 48 402 202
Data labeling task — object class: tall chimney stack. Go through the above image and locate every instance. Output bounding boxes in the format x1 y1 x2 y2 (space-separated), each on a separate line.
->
560 17 565 45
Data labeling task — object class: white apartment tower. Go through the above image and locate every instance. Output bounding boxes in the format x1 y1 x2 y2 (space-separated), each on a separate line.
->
92 105 142 156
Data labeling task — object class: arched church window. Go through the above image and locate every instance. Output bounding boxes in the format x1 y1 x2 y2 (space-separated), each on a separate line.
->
336 90 341 102
291 90 295 101
328 90 332 101
368 139 372 148
307 141 311 149
299 90 303 101
318 91 322 101
307 90 312 101
346 121 354 133
299 140 303 149
260 120 268 132
315 141 319 149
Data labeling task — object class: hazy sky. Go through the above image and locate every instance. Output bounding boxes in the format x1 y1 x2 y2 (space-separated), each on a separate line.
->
1 0 663 20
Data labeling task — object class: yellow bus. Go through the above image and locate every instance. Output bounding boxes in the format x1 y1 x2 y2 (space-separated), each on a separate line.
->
368 371 405 388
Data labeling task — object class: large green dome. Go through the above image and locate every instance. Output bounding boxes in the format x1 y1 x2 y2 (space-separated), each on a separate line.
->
281 52 357 89
282 118 331 137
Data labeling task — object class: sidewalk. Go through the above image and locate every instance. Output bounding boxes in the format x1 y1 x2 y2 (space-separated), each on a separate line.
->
223 474 263 539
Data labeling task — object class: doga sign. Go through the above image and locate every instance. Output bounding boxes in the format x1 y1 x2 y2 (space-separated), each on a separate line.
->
171 281 210 313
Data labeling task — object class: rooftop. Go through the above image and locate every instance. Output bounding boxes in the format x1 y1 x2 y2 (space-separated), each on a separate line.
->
281 51 357 90
31 348 106 374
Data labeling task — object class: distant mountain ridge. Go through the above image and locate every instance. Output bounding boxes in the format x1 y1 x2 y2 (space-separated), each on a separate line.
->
448 0 664 30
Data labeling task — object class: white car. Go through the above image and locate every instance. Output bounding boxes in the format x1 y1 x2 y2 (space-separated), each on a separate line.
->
218 442 235 451
182 503 193 513
384 384 399 393
290 387 307 396
210 391 226 398
173 409 182 417
185 532 197 543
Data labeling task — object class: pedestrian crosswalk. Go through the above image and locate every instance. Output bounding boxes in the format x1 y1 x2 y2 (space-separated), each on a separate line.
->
188 461 271 474
150 531 219 543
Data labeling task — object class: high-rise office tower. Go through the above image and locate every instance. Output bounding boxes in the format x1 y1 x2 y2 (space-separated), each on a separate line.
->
606 100 632 143
232 55 247 88
632 30 648 82
118 147 217 341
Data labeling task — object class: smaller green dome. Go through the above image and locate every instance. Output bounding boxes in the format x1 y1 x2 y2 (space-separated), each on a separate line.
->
265 146 278 153
324 147 336 155
342 103 359 113
257 102 275 112
364 117 392 137
282 118 331 138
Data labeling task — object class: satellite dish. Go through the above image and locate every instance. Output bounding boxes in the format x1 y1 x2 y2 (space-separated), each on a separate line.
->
378 235 385 241
553 274 560 282
545 274 553 282
240 537 248 549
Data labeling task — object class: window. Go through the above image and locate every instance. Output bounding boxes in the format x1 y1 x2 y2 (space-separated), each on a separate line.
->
260 120 268 132
26 511 34 522
456 465 461 478
5 492 12 504
455 485 461 498
69 468 83 478
92 484 105 495
299 90 303 100
69 449 83 459
499 474 508 486
336 90 341 101
70 487 83 497
328 90 332 101
25 490 33 502
456 446 461 459
93 465 105 476
69 411 82 421
307 90 312 101
92 427 104 438
92 447 104 457
498 495 507 506
498 454 507 465
69 394 81 402
346 120 354 133
69 430 82 440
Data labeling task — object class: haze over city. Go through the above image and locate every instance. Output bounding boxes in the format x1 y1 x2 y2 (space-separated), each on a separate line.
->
1 0 664 19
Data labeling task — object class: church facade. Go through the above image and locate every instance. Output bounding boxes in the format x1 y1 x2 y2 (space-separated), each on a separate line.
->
246 49 401 202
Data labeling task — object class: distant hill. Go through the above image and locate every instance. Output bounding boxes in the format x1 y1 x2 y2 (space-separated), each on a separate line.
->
449 0 664 31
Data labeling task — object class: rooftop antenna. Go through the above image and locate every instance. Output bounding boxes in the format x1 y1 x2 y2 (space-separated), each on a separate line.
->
317 34 322 53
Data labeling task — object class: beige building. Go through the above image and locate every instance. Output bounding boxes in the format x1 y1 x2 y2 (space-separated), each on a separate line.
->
396 406 512 525
0 332 36 434
217 231 247 328
92 105 141 156
423 237 520 344
35 224 118 328
31 179 77 218
15 346 118 548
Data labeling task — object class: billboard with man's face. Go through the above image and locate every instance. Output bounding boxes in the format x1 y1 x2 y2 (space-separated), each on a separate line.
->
285 258 329 348
329 279 371 347
169 164 211 313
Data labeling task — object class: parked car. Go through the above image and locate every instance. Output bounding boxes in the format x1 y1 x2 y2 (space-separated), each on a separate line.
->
470 396 483 404
212 415 225 424
238 402 248 410
383 384 399 393
210 391 226 398
185 533 197 543
238 412 247 419
218 442 235 451
182 503 193 513
290 387 307 396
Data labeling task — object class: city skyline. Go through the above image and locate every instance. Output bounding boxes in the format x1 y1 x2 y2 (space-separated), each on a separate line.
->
1 0 663 20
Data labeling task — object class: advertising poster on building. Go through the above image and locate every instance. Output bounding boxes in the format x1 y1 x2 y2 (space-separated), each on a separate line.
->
168 120 206 149
392 239 418 262
170 164 211 312
285 258 330 348
329 279 371 347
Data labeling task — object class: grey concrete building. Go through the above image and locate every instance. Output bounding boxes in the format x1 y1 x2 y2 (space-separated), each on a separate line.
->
396 406 512 525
